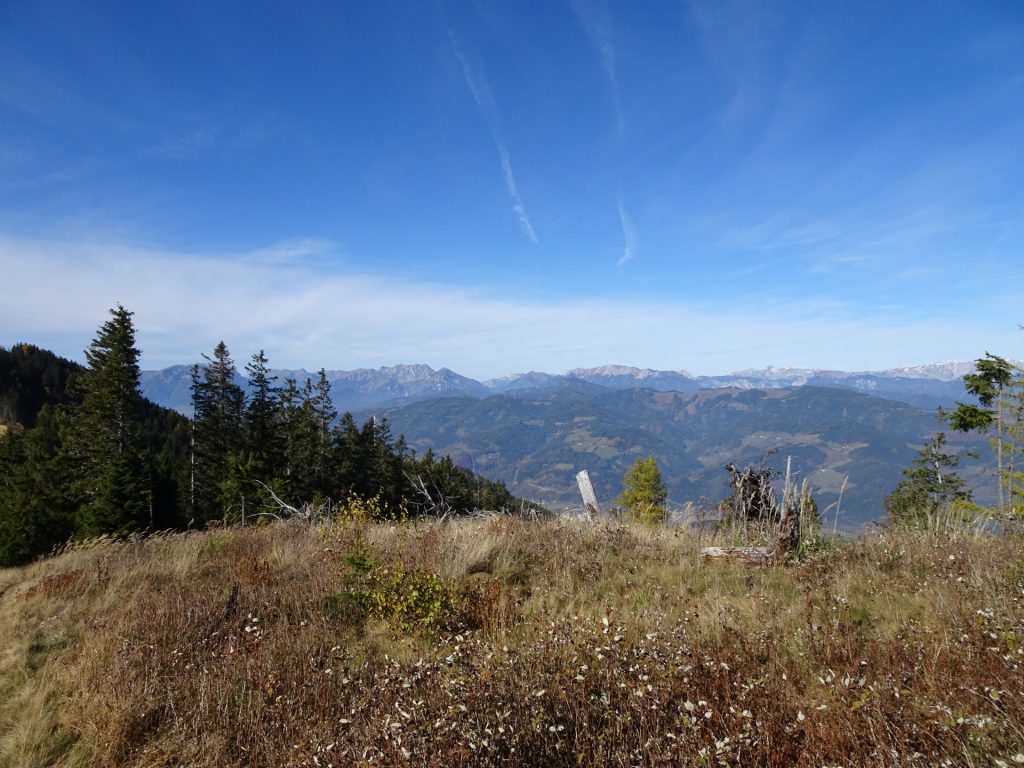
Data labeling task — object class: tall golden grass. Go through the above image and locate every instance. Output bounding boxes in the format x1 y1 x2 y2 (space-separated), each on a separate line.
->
0 516 1021 766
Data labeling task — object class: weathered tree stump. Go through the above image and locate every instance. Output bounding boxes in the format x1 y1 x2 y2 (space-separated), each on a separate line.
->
702 459 800 565
576 469 601 521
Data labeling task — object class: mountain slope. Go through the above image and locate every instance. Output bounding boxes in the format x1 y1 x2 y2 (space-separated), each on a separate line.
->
371 384 988 528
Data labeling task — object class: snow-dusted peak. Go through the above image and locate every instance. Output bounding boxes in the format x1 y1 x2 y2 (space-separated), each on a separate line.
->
379 363 441 382
729 366 825 380
881 362 981 381
568 364 692 379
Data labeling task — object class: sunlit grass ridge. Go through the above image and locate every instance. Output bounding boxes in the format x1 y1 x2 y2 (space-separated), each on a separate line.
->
0 517 1022 766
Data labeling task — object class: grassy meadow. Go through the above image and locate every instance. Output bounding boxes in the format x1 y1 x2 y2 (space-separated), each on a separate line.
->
0 514 1022 767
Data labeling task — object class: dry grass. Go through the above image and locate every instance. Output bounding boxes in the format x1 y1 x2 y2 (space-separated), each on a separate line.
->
0 517 1022 767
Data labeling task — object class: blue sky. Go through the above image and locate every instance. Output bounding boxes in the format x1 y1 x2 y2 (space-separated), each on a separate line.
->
1 1 1022 378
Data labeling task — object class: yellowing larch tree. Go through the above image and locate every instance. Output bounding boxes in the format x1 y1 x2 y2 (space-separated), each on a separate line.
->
618 455 667 524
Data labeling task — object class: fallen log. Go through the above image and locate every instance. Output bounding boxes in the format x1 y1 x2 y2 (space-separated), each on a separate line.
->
699 546 778 564
700 548 786 565
701 525 794 564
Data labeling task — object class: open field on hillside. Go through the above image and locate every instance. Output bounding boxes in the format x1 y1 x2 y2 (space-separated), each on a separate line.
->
1 517 1022 767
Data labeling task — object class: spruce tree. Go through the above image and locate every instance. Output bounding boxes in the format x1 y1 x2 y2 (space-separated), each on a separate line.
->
365 416 406 511
309 369 337 497
243 350 281 485
278 376 313 502
0 406 76 564
885 431 972 528
70 305 149 536
333 411 366 500
190 342 245 521
334 412 405 512
949 353 1022 514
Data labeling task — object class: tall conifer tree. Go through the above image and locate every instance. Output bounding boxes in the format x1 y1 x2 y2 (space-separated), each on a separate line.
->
309 369 337 497
191 341 245 521
277 376 310 502
949 353 1021 513
244 350 281 484
71 305 149 536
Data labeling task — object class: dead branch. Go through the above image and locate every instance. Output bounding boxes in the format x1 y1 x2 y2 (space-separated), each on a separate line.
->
722 454 778 536
404 472 455 522
252 479 301 516
251 480 332 523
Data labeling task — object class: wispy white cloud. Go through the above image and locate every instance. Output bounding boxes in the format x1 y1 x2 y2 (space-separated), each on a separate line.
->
715 169 1011 284
449 30 538 244
0 53 120 135
141 128 215 160
1 234 1015 379
684 0 786 126
0 126 218 194
616 197 638 266
566 3 631 266
496 145 537 244
567 0 624 136
242 238 337 264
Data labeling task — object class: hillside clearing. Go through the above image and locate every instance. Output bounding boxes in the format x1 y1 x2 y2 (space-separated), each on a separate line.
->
0 518 1022 767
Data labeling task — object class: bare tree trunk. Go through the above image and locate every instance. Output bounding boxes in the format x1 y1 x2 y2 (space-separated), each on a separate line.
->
998 387 1005 512
189 422 196 520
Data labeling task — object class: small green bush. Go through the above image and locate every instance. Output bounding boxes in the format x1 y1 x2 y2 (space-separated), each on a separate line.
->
329 557 465 632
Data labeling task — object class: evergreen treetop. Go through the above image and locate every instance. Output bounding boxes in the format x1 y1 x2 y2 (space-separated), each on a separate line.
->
885 430 972 528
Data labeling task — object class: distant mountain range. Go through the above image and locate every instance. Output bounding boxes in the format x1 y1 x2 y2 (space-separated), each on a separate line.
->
492 363 976 411
136 359 998 529
140 362 485 415
363 382 992 529
140 361 980 415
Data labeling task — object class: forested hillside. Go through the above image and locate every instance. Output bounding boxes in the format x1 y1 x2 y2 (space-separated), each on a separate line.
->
0 340 190 564
0 310 533 567
0 344 79 428
373 382 992 527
